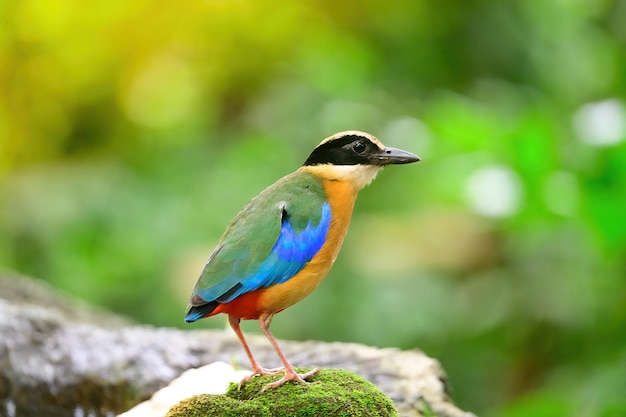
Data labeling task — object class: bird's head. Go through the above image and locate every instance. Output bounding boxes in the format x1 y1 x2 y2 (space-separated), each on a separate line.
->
301 131 420 190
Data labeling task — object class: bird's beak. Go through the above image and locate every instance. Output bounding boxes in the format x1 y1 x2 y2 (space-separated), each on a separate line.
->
370 147 421 165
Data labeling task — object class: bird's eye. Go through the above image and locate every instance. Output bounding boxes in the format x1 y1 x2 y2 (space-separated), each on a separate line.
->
352 140 367 154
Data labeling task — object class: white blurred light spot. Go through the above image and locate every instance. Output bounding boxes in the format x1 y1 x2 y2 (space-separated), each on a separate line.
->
543 171 579 217
465 165 523 218
573 99 626 146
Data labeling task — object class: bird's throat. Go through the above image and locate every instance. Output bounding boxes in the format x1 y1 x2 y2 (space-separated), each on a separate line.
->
300 165 381 191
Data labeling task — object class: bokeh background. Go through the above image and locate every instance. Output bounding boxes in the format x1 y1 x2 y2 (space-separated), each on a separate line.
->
2 1 626 416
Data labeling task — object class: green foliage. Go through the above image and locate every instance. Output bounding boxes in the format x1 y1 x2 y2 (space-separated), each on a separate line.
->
1 1 626 417
165 369 397 417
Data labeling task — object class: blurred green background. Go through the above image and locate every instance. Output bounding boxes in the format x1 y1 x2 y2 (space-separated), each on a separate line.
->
1 0 626 416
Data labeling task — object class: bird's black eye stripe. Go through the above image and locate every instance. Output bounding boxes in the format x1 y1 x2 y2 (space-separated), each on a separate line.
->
352 140 367 154
303 134 377 166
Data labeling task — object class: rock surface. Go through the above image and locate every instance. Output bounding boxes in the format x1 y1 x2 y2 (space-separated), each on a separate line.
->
118 362 250 417
0 274 476 417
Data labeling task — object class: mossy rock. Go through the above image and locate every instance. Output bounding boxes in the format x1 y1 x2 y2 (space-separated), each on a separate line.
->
166 368 397 417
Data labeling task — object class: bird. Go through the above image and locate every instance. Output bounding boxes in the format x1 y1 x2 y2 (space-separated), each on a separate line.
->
185 130 420 390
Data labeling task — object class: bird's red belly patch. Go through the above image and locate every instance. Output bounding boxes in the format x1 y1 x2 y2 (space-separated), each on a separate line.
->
212 289 267 320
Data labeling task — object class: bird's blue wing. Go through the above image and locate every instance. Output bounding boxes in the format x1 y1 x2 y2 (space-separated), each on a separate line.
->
221 201 332 300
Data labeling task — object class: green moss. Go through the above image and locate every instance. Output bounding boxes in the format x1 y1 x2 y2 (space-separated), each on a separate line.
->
166 368 397 417
166 394 270 417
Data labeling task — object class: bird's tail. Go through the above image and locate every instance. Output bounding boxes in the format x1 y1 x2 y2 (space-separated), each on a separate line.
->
184 301 219 323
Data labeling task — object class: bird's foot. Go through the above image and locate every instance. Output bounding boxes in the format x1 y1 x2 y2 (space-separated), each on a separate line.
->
238 366 285 389
261 367 320 391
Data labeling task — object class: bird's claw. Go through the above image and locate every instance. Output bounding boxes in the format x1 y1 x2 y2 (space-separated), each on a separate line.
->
261 367 320 391
238 366 285 389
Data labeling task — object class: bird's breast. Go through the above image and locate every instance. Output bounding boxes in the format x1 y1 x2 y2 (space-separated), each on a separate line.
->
258 180 358 312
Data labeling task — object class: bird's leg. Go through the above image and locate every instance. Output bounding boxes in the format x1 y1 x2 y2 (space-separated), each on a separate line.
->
227 315 283 386
258 312 319 390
